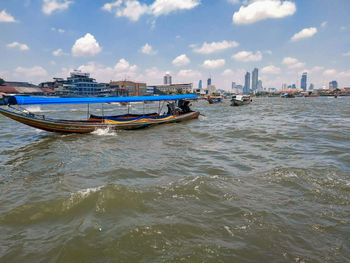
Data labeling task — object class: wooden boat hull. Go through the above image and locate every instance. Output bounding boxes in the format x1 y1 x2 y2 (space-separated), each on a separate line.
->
0 107 200 133
231 99 251 106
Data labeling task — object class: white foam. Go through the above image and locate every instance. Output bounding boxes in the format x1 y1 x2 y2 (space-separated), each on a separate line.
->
91 127 117 136
76 185 104 197
25 105 42 112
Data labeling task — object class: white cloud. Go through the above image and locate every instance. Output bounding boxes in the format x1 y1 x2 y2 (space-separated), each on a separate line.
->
282 57 305 69
323 69 337 76
150 0 200 17
102 0 122 12
261 65 281 74
193 40 239 54
0 10 17 22
141 43 157 55
172 54 190 67
343 52 350 57
233 0 296 24
321 21 327 28
221 69 234 76
291 27 317 41
116 0 149 21
202 59 225 69
58 28 65 33
177 69 201 78
232 51 262 62
52 48 64 56
14 66 48 82
7 42 29 51
42 0 73 15
72 33 101 57
340 26 346 31
102 0 200 21
114 58 137 72
227 0 240 4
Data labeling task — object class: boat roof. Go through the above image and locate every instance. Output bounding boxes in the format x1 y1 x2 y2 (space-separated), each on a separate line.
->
6 94 198 105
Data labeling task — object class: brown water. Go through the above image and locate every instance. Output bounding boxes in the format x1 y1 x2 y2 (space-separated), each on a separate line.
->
0 97 349 262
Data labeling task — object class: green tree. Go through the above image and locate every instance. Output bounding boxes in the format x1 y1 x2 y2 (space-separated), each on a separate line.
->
0 78 4 86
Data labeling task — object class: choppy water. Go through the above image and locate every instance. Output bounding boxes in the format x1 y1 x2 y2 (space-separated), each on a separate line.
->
0 97 349 263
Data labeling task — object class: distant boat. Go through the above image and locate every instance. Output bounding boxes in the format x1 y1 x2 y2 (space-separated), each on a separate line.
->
281 93 295 98
231 95 251 106
0 94 200 133
206 95 223 104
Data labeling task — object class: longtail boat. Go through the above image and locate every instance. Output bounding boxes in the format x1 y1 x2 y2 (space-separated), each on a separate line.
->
231 95 251 106
0 95 199 133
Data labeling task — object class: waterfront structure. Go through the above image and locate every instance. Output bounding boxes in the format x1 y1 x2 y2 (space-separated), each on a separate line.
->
329 80 338 90
153 83 193 94
244 72 250 94
207 85 216 95
109 81 147 97
64 71 108 96
164 72 172 85
252 68 258 92
301 72 307 91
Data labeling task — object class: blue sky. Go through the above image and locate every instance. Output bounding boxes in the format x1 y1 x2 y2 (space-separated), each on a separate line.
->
0 0 349 90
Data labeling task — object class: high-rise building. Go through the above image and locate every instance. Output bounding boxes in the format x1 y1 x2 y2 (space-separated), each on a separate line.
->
198 80 202 90
282 83 287 91
232 82 236 90
257 80 263 91
252 68 258 91
329 80 338 90
309 83 314 90
163 72 172 85
207 77 212 87
300 72 307 91
244 72 250 94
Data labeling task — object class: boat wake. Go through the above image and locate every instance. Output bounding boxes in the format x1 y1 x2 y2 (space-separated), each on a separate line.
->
91 127 117 136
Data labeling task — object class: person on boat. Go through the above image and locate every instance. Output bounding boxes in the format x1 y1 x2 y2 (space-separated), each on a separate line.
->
178 99 191 114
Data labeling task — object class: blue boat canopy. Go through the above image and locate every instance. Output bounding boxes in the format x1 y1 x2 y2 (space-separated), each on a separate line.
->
7 94 198 105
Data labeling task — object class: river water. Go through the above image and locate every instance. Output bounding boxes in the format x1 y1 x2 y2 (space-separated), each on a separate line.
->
0 97 349 262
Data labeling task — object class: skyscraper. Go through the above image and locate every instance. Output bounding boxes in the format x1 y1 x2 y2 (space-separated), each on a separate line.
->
329 80 338 90
300 72 307 91
252 68 258 92
164 72 172 85
207 77 212 87
232 82 236 90
198 80 202 90
244 72 250 94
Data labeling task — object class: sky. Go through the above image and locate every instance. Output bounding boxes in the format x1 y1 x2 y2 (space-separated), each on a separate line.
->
0 0 350 90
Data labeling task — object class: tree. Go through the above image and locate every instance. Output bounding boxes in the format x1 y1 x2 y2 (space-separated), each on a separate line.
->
0 78 4 86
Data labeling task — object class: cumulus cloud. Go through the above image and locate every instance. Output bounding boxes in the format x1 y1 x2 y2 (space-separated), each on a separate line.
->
233 0 296 25
282 57 306 69
221 69 234 76
172 54 190 67
192 40 239 54
202 59 225 69
102 0 122 12
321 21 327 28
323 69 337 76
72 33 101 57
227 0 240 4
13 66 48 83
291 27 317 41
102 0 200 21
141 43 157 55
150 0 200 17
42 0 73 15
343 52 350 57
261 65 281 74
7 42 29 51
232 51 262 62
177 69 201 78
52 48 65 56
0 10 17 22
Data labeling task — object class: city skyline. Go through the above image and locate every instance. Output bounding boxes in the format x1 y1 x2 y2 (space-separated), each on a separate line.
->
0 0 350 90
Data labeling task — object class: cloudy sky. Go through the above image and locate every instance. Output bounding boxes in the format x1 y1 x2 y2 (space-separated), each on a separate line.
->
0 0 349 90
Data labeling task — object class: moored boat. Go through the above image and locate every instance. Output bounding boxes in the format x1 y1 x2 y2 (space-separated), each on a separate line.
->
0 95 200 133
281 93 295 98
231 95 251 106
